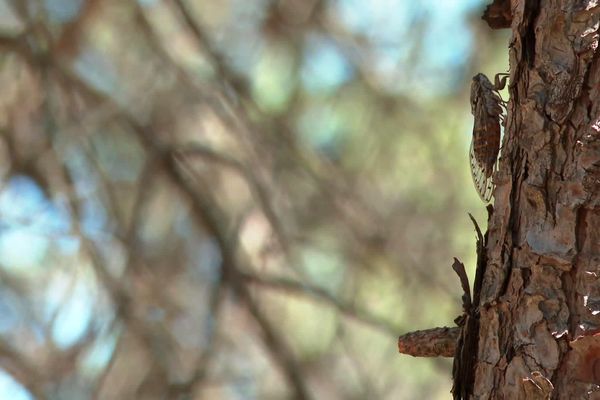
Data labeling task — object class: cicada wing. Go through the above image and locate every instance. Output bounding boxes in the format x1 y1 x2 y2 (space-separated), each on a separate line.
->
469 140 494 202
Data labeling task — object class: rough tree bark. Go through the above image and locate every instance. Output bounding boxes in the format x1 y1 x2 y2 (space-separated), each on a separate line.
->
475 0 600 398
399 0 600 398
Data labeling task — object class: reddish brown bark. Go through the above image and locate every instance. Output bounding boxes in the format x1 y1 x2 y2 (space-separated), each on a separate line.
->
397 327 460 358
472 0 600 398
483 0 513 29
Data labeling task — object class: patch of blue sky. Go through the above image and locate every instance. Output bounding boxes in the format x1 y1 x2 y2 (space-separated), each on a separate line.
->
31 322 46 345
0 228 48 274
56 235 81 255
0 176 71 235
189 238 223 283
137 0 160 8
0 370 32 400
0 176 47 223
332 0 414 44
0 174 99 250
0 291 21 334
73 49 119 98
43 273 72 322
218 0 267 78
63 146 97 196
331 0 487 95
433 0 485 14
331 0 378 36
368 44 407 78
335 0 484 37
414 22 473 95
44 0 84 23
174 216 223 282
61 149 109 236
226 33 265 79
231 0 270 23
421 3 476 68
80 328 119 376
50 279 95 349
301 36 354 93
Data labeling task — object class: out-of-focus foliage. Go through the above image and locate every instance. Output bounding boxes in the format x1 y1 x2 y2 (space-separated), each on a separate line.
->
0 0 508 399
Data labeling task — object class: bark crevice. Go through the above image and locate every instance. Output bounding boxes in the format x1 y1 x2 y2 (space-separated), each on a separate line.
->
472 0 600 398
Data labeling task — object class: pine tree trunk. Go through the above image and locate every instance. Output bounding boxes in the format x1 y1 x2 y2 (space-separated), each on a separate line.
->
474 0 600 398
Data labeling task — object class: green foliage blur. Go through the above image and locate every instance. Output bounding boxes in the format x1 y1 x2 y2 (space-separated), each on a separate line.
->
0 0 509 399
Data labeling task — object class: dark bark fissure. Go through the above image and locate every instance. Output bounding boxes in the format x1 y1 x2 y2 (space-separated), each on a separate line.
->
401 1 600 397
473 0 600 397
522 0 540 68
474 0 597 397
452 213 491 400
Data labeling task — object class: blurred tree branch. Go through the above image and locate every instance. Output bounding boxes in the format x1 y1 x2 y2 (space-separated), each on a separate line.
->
0 1 487 398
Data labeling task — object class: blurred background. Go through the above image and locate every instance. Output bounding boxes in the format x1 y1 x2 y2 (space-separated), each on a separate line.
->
0 0 509 399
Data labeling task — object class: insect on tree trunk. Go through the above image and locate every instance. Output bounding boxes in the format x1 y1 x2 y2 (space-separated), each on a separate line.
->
472 0 600 398
398 0 600 398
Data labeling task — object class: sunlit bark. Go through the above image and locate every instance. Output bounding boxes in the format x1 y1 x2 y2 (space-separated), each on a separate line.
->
473 0 600 398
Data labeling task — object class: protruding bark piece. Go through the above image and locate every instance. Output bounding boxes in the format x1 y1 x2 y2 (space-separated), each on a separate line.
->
482 0 512 29
452 215 489 400
522 371 554 399
397 327 460 358
569 334 600 385
452 258 472 313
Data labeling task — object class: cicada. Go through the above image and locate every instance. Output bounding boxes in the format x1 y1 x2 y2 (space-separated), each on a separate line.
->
469 73 508 202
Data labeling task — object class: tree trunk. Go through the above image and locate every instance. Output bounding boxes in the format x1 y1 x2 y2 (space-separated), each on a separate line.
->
474 0 600 398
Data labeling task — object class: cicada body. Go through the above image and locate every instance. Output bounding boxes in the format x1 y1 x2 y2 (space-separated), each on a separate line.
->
469 73 507 202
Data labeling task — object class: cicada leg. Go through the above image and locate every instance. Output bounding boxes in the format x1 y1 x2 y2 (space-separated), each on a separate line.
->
493 73 509 91
494 73 510 111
